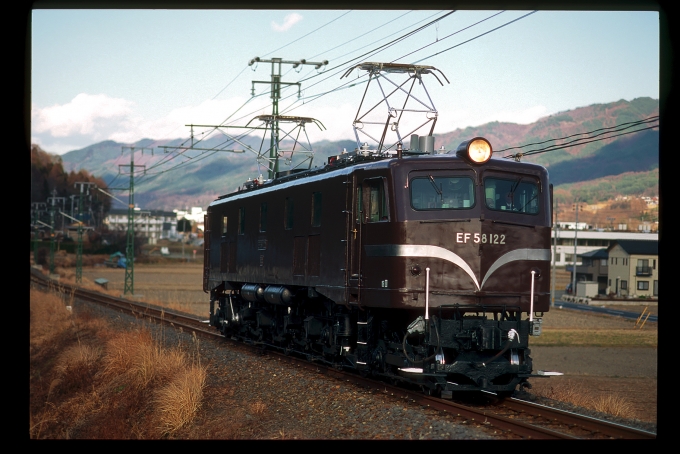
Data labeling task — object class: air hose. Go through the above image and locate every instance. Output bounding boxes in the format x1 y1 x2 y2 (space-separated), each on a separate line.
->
402 315 441 366
476 329 519 368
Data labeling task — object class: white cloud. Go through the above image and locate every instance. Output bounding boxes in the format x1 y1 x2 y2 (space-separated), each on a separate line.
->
31 93 263 154
31 93 136 138
271 13 303 32
106 97 252 143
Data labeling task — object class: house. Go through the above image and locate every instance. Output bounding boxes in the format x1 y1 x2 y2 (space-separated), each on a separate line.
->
606 240 658 298
573 248 609 295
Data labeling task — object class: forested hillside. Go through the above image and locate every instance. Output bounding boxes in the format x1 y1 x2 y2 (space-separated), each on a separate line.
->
30 144 111 219
49 97 658 210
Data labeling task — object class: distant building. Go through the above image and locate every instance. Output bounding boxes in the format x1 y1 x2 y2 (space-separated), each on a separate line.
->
173 207 207 233
555 221 590 230
103 208 178 244
607 240 658 298
567 239 659 298
573 248 609 295
551 229 657 267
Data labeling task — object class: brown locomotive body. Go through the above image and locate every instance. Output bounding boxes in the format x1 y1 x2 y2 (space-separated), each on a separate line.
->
205 140 553 397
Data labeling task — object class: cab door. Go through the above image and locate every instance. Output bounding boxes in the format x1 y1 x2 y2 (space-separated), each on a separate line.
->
347 171 363 297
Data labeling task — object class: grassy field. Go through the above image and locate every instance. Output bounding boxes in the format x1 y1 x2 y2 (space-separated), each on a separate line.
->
530 329 657 347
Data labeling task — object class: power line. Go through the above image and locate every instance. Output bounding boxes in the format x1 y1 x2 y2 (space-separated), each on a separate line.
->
145 11 455 173
498 116 659 154
262 10 354 58
504 125 659 159
413 10 538 64
393 10 505 63
498 116 659 160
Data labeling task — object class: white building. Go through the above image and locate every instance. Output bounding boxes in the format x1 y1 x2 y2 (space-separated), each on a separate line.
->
173 207 207 233
550 228 658 267
104 208 179 244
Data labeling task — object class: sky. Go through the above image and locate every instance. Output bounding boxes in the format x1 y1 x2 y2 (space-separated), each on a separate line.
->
30 9 661 155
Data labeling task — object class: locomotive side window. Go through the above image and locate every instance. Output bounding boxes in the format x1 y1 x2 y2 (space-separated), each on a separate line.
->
222 216 227 235
238 207 245 235
365 178 389 222
260 202 267 232
410 176 474 210
484 176 540 214
311 192 322 227
284 197 294 230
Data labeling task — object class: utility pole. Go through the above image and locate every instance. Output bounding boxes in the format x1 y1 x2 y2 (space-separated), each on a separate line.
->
31 203 46 266
120 147 149 295
551 201 558 306
165 57 328 183
74 182 96 283
249 56 328 179
571 200 582 296
47 190 65 276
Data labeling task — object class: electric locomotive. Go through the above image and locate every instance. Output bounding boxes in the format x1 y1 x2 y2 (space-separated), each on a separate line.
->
204 135 553 397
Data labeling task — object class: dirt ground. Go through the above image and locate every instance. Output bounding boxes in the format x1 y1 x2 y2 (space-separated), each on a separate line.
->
71 262 657 425
529 304 657 425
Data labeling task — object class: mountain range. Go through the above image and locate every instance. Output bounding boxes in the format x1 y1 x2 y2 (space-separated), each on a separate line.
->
58 97 659 211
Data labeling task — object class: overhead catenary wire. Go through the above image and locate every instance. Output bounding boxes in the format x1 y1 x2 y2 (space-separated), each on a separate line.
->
412 10 538 64
262 10 354 58
117 10 654 194
278 11 539 117
143 10 458 179
498 116 659 153
392 10 505 63
146 12 356 158
503 125 659 160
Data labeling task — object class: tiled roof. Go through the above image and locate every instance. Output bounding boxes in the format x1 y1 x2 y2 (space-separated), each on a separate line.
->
608 240 658 255
579 248 608 259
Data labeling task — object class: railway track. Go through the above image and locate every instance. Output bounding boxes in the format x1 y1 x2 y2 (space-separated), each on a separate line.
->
30 268 656 440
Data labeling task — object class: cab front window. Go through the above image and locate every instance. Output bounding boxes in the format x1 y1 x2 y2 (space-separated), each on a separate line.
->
410 176 475 210
484 176 540 214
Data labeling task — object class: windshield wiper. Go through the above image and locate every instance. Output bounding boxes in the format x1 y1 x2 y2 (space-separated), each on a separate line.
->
518 193 538 212
428 175 443 200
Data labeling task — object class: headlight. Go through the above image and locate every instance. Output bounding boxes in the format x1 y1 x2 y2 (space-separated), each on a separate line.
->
456 137 492 164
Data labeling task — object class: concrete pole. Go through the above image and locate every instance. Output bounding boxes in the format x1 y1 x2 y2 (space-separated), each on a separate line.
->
571 202 579 296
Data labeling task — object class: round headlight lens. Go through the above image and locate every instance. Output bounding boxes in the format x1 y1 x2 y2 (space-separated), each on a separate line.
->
467 138 492 163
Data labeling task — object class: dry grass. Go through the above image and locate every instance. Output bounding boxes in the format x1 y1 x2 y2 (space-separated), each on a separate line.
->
533 382 637 420
250 401 267 415
99 329 189 390
530 329 658 347
55 344 102 375
591 394 636 418
154 364 207 435
30 286 210 439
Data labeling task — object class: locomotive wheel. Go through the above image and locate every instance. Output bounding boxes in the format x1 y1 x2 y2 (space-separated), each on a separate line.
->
424 386 441 398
